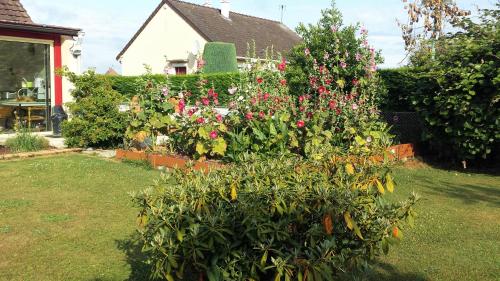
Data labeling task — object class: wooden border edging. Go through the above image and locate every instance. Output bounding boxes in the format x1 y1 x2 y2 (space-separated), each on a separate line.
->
116 143 415 172
0 148 83 160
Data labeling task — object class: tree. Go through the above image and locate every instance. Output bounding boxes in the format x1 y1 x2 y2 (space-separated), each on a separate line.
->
399 0 470 54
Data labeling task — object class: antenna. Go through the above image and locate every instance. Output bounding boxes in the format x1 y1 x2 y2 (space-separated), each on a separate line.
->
279 4 286 23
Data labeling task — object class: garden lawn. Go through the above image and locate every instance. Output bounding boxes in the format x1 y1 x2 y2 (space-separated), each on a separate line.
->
0 155 498 281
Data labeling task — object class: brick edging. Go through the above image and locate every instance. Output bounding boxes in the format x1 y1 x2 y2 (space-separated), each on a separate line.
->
0 148 83 160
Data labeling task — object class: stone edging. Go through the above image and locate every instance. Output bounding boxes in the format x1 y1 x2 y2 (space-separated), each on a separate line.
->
0 148 83 160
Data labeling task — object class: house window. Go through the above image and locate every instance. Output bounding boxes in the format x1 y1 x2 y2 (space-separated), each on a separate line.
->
175 66 187 75
0 40 51 133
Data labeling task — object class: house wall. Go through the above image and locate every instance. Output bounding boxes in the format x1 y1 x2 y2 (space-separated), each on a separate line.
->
61 35 80 104
119 3 208 76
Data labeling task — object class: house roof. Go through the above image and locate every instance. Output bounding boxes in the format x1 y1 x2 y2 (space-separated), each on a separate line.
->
0 0 81 36
117 0 302 60
0 0 33 24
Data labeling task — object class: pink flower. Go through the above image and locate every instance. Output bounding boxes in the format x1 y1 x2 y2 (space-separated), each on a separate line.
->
188 108 196 117
278 58 286 72
299 106 305 112
304 48 310 56
331 25 338 32
263 93 270 101
352 79 359 86
178 99 186 112
201 97 210 106
258 111 265 119
296 120 305 128
196 117 205 124
257 77 264 84
329 100 337 109
352 104 359 110
228 101 237 109
340 61 347 69
355 53 362 61
209 131 218 139
318 86 326 95
298 96 305 103
280 79 287 86
245 112 254 120
213 99 219 106
216 114 223 122
162 87 169 96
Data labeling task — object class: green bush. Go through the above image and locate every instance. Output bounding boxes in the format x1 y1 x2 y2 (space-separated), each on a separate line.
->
5 129 49 152
408 6 500 161
62 70 128 148
202 42 238 74
108 72 241 106
377 68 438 112
133 155 418 280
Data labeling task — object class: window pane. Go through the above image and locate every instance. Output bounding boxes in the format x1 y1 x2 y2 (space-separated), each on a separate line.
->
0 40 50 133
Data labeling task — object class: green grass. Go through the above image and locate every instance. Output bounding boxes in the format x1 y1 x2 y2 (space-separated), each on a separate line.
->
0 155 498 281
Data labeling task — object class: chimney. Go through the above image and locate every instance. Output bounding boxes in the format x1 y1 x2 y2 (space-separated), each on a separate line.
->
220 0 230 19
202 0 212 7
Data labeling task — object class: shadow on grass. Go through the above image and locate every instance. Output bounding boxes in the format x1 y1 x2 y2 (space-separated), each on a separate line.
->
363 262 429 281
115 235 154 281
409 174 500 207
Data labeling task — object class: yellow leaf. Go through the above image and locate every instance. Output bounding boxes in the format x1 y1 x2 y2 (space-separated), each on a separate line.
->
230 182 238 201
344 212 354 230
166 273 174 281
353 225 364 240
376 179 385 194
345 163 355 175
386 174 394 193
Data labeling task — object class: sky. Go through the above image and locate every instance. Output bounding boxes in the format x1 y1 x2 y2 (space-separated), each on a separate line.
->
21 0 497 73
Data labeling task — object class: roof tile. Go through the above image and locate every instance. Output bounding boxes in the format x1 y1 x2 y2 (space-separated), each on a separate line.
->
0 0 33 24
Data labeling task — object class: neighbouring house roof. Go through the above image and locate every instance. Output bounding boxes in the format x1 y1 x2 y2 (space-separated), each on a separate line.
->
117 0 302 60
0 0 81 36
0 0 32 24
105 67 119 76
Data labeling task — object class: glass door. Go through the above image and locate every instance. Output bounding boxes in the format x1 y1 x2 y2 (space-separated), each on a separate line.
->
0 39 51 133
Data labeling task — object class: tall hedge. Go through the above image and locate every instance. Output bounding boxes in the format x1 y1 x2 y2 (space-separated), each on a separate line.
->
202 42 238 73
108 72 241 106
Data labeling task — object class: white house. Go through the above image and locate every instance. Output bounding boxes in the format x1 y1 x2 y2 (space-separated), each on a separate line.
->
116 0 301 76
0 0 83 132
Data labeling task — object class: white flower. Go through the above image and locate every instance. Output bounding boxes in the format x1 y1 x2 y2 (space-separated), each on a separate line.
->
238 96 244 101
228 87 238 95
178 92 184 99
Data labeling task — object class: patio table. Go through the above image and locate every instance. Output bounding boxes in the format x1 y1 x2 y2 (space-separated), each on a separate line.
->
0 101 47 129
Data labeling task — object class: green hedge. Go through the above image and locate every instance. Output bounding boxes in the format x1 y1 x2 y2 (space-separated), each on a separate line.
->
202 42 238 73
108 72 241 106
378 68 438 112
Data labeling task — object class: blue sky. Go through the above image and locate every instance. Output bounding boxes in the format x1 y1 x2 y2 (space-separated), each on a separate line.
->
21 0 496 73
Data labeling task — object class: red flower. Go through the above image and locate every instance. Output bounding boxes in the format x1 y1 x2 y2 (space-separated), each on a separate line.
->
299 106 305 112
213 99 219 106
188 108 196 117
329 100 337 109
201 97 210 106
258 111 265 119
298 96 305 103
278 58 286 72
335 108 342 115
196 117 205 124
209 131 218 139
208 88 215 96
296 120 305 128
245 112 254 120
318 86 326 95
263 93 270 101
216 114 223 122
280 79 287 86
352 79 359 86
257 77 264 84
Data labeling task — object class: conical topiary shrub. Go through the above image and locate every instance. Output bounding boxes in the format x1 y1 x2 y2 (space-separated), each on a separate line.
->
202 42 238 73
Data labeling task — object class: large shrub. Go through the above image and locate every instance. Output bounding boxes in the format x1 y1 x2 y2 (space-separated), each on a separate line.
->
133 155 418 280
202 42 239 73
108 72 241 106
62 70 127 148
409 6 500 161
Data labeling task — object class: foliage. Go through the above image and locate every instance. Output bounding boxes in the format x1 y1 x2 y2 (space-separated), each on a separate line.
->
62 70 128 148
108 72 241 106
378 68 438 111
398 0 470 53
286 2 386 105
133 155 418 281
408 6 500 161
202 42 239 74
5 129 49 152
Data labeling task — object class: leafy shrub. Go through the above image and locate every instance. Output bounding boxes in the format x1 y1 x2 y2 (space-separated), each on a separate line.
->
202 42 238 73
133 155 418 280
62 70 128 148
108 72 241 106
408 6 500 161
5 129 49 152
